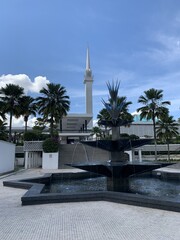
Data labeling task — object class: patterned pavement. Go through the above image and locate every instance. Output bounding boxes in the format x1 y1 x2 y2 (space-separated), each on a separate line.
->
0 169 180 240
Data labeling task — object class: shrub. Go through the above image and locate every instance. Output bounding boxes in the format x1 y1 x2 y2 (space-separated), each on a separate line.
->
129 134 139 140
120 133 129 139
42 137 59 153
24 131 50 141
24 131 39 141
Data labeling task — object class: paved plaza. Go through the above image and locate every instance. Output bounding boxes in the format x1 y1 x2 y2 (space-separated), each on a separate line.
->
0 169 180 240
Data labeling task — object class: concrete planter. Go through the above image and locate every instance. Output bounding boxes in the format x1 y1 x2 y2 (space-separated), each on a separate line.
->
42 152 59 169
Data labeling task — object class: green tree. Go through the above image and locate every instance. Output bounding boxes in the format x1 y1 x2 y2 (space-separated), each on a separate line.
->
0 101 6 122
0 84 25 141
97 108 110 126
20 96 37 132
36 83 70 137
97 108 110 137
0 120 8 140
116 96 133 130
32 117 47 132
156 115 179 161
91 126 102 140
137 88 170 161
100 81 133 140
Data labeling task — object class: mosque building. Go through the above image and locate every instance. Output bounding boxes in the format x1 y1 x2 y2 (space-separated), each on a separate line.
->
59 48 158 141
59 48 93 143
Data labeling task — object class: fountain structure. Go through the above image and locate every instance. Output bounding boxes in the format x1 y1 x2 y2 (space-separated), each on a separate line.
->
69 81 165 192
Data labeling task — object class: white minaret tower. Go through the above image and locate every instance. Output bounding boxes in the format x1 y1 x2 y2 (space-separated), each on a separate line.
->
84 47 93 115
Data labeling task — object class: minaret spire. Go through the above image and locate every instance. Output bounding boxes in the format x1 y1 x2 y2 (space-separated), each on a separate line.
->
86 47 90 71
84 47 93 120
84 47 93 82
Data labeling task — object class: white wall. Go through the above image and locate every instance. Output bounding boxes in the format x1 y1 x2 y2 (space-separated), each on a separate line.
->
0 141 15 174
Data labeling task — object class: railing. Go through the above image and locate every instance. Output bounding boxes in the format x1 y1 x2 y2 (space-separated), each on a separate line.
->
24 141 43 151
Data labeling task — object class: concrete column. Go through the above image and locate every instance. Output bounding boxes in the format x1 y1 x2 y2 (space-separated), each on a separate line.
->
125 150 133 162
138 149 142 162
112 127 119 140
24 151 29 169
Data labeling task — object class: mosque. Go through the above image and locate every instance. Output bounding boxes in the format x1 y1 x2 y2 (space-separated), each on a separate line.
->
22 48 180 169
59 48 156 142
59 48 94 143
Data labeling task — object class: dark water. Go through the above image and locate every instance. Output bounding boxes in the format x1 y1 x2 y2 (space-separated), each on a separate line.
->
44 176 106 193
43 174 180 201
129 174 180 201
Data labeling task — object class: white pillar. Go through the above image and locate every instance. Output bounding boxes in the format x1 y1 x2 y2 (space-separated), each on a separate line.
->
24 151 29 169
125 150 133 162
138 149 142 162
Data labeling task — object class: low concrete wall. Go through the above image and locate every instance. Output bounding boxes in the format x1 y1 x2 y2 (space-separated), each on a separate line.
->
59 143 110 168
0 140 15 174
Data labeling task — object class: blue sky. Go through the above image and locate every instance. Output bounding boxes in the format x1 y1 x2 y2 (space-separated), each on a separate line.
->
0 0 180 126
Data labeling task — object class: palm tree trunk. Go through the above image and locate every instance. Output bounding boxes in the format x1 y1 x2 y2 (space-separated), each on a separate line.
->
25 120 28 132
167 141 170 161
9 112 13 142
50 116 54 137
153 116 157 161
24 116 28 132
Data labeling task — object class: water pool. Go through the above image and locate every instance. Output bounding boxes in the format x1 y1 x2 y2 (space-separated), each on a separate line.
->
43 173 180 201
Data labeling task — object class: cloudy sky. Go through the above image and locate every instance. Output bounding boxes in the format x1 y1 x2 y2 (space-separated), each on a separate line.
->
0 0 180 127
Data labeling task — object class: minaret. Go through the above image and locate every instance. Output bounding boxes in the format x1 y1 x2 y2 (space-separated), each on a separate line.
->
84 47 93 127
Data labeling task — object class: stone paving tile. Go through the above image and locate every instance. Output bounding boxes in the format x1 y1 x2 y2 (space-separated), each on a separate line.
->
0 170 180 240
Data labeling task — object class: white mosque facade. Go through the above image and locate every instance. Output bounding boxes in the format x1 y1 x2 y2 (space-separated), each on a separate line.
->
59 48 93 143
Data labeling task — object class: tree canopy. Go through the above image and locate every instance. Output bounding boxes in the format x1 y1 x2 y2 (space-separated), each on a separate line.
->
36 83 70 137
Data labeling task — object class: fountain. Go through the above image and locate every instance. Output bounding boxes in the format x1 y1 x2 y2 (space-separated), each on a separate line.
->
3 81 180 212
69 81 166 192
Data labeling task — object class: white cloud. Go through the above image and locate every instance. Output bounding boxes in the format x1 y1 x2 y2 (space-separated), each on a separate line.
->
93 119 98 126
5 115 37 128
0 74 51 128
143 33 180 64
0 74 50 95
29 76 50 93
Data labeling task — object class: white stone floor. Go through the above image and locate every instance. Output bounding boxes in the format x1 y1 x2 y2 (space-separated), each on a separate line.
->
0 169 180 240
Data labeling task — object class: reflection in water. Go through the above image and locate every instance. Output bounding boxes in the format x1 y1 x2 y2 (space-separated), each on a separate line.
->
129 174 180 200
43 173 180 202
44 176 106 193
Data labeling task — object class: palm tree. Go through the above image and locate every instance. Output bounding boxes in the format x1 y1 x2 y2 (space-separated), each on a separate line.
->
116 96 133 130
101 81 133 140
0 84 25 141
32 117 47 132
36 83 70 137
0 101 6 122
137 88 170 161
0 120 8 140
97 108 110 126
97 108 110 138
91 126 102 140
20 96 37 132
156 115 179 161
